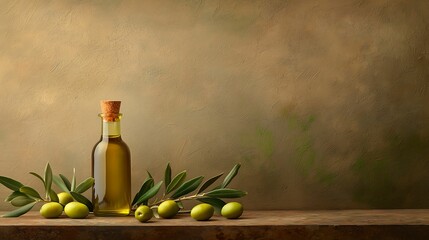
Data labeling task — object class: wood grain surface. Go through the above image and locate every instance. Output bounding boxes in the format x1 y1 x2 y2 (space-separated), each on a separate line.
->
1 210 429 240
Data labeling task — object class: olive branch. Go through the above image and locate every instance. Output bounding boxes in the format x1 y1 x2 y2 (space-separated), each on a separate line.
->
0 163 94 217
0 162 247 218
132 163 247 215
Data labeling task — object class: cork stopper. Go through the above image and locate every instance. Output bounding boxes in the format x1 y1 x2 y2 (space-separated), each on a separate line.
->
100 100 121 121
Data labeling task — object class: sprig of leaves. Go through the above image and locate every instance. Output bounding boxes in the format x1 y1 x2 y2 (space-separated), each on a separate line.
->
171 176 204 199
132 163 247 216
52 168 94 211
166 170 186 194
0 163 94 217
132 176 154 206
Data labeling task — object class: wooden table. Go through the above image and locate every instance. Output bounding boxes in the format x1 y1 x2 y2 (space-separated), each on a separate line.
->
1 210 429 240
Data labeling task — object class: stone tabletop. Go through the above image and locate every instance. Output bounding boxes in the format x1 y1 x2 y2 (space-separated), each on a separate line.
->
1 210 429 240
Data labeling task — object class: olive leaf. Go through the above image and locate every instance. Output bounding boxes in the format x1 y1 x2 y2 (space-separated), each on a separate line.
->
132 177 154 206
29 172 44 185
11 195 36 207
19 186 42 200
171 176 204 199
164 163 171 190
71 168 76 191
74 177 95 194
197 173 223 194
59 174 72 191
205 188 247 198
135 181 163 206
53 175 70 193
197 197 226 214
166 170 186 194
70 191 93 212
220 163 241 188
2 202 37 217
5 191 27 202
151 207 160 219
147 171 153 179
44 163 53 198
49 189 59 202
0 176 24 191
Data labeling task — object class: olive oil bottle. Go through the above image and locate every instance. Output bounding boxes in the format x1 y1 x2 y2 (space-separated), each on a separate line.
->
92 100 131 216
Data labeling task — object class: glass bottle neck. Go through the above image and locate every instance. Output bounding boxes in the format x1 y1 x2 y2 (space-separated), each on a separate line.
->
99 114 122 138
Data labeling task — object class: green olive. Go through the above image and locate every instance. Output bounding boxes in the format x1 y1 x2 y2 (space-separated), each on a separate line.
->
40 202 63 218
135 205 153 223
57 192 74 206
64 202 89 219
157 200 180 219
191 203 214 221
221 202 243 219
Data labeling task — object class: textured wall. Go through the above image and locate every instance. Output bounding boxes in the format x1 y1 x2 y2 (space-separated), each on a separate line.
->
1 0 429 211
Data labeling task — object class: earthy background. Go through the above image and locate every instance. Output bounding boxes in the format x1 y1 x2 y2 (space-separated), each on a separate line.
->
1 0 429 211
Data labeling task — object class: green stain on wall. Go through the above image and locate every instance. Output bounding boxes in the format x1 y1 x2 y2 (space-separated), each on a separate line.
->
351 132 429 208
256 127 275 159
316 168 337 185
283 111 316 175
240 126 281 196
295 141 315 176
241 109 339 192
282 109 336 185
241 127 275 162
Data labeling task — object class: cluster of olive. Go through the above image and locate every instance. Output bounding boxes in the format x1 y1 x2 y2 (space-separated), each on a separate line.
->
134 200 243 222
40 192 89 219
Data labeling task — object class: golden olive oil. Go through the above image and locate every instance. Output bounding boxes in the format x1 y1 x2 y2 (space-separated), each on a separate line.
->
92 101 131 216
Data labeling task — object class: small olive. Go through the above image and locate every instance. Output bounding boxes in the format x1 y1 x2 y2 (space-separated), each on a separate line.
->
191 203 214 221
40 202 63 218
64 202 89 219
57 192 74 206
221 202 243 219
135 205 153 223
157 200 180 219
